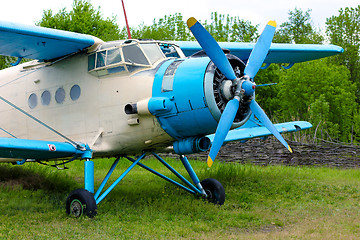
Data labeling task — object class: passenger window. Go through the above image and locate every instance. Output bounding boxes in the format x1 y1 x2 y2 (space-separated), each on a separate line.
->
28 93 38 109
55 87 65 104
41 90 51 105
122 44 149 65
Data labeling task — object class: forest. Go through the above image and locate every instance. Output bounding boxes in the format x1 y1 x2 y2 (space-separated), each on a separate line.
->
1 0 359 144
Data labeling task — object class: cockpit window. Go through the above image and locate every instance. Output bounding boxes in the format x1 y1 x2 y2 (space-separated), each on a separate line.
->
96 50 106 68
122 44 149 65
107 48 122 65
140 43 165 65
160 44 181 58
88 40 184 77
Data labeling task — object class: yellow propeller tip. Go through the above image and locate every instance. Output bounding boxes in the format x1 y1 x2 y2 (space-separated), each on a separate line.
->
187 17 198 28
268 20 277 28
288 145 293 153
207 156 213 168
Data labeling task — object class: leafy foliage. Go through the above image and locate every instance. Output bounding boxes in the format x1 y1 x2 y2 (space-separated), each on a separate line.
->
277 60 355 142
132 13 193 41
204 12 259 42
326 6 360 90
273 8 324 44
37 0 121 41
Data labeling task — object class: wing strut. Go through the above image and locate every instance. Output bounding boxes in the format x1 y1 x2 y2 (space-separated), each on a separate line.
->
0 95 84 150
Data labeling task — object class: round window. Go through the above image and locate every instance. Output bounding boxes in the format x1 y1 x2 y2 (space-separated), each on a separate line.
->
55 87 65 104
41 90 51 105
70 85 81 101
28 93 38 109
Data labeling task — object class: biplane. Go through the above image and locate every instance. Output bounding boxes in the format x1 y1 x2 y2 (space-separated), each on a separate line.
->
0 17 342 217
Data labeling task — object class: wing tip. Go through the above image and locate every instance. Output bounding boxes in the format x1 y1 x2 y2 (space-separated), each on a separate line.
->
268 20 277 28
288 145 293 153
207 156 213 167
187 17 198 28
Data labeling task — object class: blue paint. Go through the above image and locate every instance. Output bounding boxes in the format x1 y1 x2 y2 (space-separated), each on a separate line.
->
16 159 26 165
173 137 210 155
244 22 276 78
260 63 271 69
0 137 85 160
208 98 240 163
189 20 236 81
281 63 295 69
207 116 312 143
242 81 256 96
152 57 218 139
148 97 175 116
0 21 96 61
84 160 94 193
152 152 202 194
126 156 196 195
10 57 23 66
174 41 344 63
96 153 146 204
179 155 201 187
94 157 120 200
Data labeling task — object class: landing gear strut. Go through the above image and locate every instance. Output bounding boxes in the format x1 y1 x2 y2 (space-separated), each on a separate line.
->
65 153 225 217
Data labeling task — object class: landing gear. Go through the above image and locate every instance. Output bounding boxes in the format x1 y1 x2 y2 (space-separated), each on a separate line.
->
65 189 97 218
200 178 225 205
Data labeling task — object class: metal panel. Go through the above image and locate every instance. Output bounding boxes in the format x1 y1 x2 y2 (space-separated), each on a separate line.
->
0 21 99 61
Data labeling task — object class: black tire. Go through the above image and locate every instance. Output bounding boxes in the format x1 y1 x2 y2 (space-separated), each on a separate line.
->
200 178 225 205
66 189 97 218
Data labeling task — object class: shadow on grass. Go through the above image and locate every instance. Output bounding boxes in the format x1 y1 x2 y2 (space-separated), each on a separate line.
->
0 164 79 193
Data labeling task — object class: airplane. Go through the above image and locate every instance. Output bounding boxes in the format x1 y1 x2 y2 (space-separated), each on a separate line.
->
0 17 343 218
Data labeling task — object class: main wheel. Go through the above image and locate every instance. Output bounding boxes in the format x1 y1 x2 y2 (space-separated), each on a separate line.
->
66 189 97 218
200 178 225 205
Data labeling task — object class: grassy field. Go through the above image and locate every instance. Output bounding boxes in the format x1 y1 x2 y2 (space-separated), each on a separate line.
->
0 157 359 239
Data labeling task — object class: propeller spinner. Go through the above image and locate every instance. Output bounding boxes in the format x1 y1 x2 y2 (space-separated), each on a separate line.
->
187 17 292 167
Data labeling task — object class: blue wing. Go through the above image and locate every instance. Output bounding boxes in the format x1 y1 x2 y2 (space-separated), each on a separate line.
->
207 116 312 143
175 41 343 63
0 138 91 162
0 21 102 61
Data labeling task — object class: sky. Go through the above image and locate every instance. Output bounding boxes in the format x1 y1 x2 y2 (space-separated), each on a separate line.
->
0 0 358 32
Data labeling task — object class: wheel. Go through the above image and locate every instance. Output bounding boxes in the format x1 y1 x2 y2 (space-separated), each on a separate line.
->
200 178 225 205
66 189 97 218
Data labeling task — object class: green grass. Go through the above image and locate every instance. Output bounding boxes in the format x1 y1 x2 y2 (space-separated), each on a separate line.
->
0 158 359 239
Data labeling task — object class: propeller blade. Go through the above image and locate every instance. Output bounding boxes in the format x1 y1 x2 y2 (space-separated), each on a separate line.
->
244 21 277 79
249 99 293 153
207 98 240 167
187 17 237 81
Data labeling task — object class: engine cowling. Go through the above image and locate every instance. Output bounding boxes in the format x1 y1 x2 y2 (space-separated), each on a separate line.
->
146 54 251 141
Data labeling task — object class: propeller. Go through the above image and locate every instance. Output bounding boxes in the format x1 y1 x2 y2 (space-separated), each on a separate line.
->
187 17 292 167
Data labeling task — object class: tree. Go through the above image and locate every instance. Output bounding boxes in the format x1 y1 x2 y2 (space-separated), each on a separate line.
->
274 8 324 44
132 12 259 42
37 0 121 41
131 13 193 41
326 6 360 91
277 59 356 142
204 12 258 42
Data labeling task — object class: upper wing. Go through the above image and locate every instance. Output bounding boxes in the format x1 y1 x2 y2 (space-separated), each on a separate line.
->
207 120 312 143
0 21 103 61
175 41 343 63
0 137 91 163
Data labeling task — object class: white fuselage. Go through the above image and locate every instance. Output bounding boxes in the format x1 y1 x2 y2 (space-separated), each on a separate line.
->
0 53 173 160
